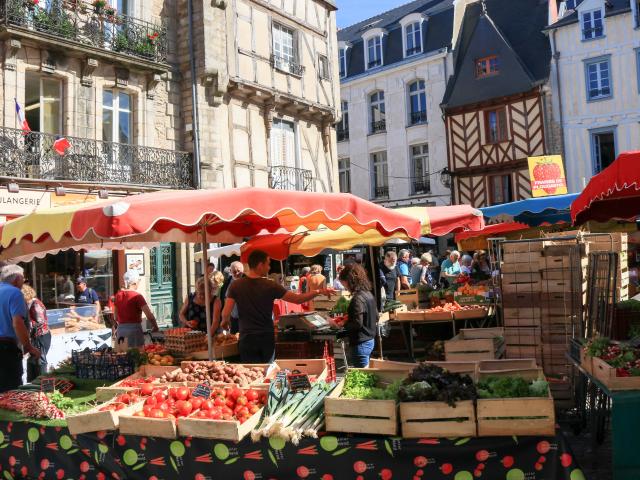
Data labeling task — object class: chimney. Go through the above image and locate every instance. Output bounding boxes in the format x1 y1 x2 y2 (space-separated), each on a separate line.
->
451 0 481 51
549 0 559 24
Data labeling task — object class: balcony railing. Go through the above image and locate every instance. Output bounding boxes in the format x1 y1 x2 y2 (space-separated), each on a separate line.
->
410 111 427 125
370 120 386 134
413 178 431 195
271 54 305 77
0 0 168 64
0 127 192 189
269 165 313 192
337 128 349 142
374 185 389 199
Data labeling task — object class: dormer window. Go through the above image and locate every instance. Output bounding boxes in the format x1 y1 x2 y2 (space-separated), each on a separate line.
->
475 55 499 78
582 9 604 40
400 13 425 59
338 42 350 78
362 28 385 70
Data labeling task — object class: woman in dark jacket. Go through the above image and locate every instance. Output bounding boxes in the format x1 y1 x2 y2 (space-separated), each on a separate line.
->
339 264 378 368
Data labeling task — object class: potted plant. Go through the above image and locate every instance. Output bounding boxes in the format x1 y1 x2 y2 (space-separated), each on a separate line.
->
93 0 107 14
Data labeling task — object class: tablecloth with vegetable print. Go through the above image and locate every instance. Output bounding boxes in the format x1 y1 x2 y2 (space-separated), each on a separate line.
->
0 421 586 480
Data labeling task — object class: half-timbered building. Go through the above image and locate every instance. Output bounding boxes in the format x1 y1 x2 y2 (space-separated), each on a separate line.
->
442 0 562 207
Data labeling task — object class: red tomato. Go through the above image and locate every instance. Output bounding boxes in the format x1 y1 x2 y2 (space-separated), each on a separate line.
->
258 393 267 404
230 388 242 401
176 400 193 417
248 404 260 415
168 387 178 399
158 402 171 413
201 400 214 411
150 409 166 419
140 383 154 396
214 397 226 407
195 411 209 419
191 397 203 410
143 405 154 416
208 410 222 420
236 395 248 406
245 390 259 402
225 398 235 409
222 406 233 416
117 393 131 404
234 406 249 417
154 391 167 402
133 411 146 417
176 387 190 401
145 396 157 406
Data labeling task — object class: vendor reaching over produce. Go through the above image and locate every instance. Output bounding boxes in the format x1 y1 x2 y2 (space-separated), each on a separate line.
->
338 263 378 368
0 265 40 393
113 270 159 347
179 276 222 333
221 250 335 363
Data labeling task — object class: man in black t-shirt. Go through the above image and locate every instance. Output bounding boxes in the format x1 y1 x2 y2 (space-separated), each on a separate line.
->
221 250 333 363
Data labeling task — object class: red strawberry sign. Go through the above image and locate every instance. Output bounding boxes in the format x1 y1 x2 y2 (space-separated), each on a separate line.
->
528 155 568 197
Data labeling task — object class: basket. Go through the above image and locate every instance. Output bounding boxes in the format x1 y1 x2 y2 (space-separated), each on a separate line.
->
71 348 135 381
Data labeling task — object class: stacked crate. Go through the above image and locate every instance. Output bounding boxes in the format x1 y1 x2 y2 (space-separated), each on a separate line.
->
586 233 629 301
501 242 543 366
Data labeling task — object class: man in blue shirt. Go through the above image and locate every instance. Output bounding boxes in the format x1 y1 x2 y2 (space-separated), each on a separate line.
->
75 276 101 321
0 265 40 392
397 249 412 289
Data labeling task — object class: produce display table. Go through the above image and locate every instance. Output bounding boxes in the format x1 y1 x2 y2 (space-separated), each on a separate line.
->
0 419 584 480
569 355 640 480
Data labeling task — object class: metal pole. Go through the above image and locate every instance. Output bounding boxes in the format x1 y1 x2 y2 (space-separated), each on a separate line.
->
368 245 384 359
200 226 213 360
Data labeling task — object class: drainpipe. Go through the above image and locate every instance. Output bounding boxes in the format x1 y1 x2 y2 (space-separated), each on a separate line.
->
188 0 202 189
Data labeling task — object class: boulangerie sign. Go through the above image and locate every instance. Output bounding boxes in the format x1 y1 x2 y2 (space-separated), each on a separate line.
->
0 189 51 215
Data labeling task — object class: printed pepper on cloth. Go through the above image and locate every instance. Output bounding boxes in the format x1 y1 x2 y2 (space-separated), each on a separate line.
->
0 421 585 480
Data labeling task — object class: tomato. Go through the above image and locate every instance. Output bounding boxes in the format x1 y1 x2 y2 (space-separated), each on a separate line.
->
176 400 193 417
258 393 267 404
236 395 248 406
230 388 242 401
214 397 226 407
234 406 249 417
134 411 146 417
158 402 171 413
248 404 260 415
208 410 222 420
222 406 233 416
117 393 131 404
213 388 224 397
195 411 209 419
190 397 203 410
154 391 167 402
225 398 235 409
245 389 259 402
144 396 157 406
150 409 165 419
176 387 190 401
201 400 214 411
143 405 154 416
222 413 233 421
140 383 154 396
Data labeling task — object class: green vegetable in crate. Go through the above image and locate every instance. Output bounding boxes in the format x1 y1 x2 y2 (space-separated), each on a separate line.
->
382 300 404 313
341 370 401 400
399 363 476 407
331 296 351 315
476 376 549 399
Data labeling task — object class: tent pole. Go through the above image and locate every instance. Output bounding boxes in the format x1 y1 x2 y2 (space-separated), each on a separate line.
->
368 245 384 359
279 260 285 286
200 225 213 361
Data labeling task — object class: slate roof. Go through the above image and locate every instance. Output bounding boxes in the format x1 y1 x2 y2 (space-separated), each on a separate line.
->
338 0 454 80
546 0 631 30
442 0 552 110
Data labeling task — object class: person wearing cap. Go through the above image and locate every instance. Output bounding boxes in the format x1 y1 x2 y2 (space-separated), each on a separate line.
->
113 270 159 347
75 276 101 320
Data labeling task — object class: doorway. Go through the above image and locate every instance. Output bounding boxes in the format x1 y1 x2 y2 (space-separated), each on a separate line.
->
149 243 176 327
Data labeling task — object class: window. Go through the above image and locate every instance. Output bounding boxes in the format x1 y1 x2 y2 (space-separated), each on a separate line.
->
637 49 640 93
25 72 63 134
405 21 422 57
585 57 611 101
476 55 499 78
339 47 347 78
489 174 512 205
411 144 430 195
103 90 133 144
582 9 604 40
369 91 386 134
337 101 349 142
338 158 351 193
408 80 427 125
270 118 297 168
591 129 616 173
366 36 382 69
371 152 389 198
272 23 302 75
484 107 508 143
635 0 640 28
318 54 330 80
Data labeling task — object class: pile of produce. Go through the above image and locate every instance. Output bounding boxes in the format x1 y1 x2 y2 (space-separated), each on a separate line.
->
214 332 238 346
477 376 549 399
0 391 65 419
45 391 94 415
143 344 167 355
330 296 350 315
424 302 485 313
118 376 158 388
381 299 404 313
457 283 489 296
252 376 336 444
159 361 265 385
585 338 640 377
341 370 401 400
130 385 266 424
399 364 476 406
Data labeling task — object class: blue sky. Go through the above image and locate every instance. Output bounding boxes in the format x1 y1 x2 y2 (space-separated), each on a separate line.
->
337 0 408 28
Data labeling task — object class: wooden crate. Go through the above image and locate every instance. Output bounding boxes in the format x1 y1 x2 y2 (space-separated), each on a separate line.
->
118 414 177 439
502 292 540 308
325 369 402 436
541 324 571 344
400 400 476 438
393 310 426 321
501 272 542 294
542 278 587 293
540 256 589 270
580 349 592 374
477 358 540 379
503 251 542 265
501 262 539 273
549 379 574 409
397 289 419 309
592 356 640 390
541 269 582 281
503 306 541 320
190 341 239 360
504 316 541 328
271 359 328 382
96 365 178 402
422 311 454 321
476 392 555 436
503 242 543 253
178 407 264 441
367 359 477 381
313 298 338 311
506 345 542 364
453 308 488 320
445 328 505 362
67 400 143 435
504 327 540 346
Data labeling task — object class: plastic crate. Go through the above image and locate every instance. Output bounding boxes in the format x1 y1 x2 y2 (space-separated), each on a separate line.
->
72 348 135 381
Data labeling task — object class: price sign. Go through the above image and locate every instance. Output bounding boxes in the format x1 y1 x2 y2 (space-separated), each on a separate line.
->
192 383 212 399
287 371 311 392
40 378 56 393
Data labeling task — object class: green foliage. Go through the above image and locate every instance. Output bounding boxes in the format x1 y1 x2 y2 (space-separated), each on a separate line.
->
477 376 549 399
585 337 611 358
331 296 351 315
341 370 401 400
399 363 476 407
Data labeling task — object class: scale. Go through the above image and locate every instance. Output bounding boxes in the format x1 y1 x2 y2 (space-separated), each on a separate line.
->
278 312 332 332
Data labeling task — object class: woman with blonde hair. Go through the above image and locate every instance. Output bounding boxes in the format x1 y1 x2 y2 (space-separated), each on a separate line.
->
22 285 51 381
179 276 222 333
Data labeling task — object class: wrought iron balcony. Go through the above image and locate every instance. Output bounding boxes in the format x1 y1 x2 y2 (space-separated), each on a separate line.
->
0 126 192 189
0 0 168 64
412 178 431 195
337 128 349 142
410 111 427 125
370 120 386 134
269 165 313 192
374 185 389 199
406 46 421 57
271 54 305 77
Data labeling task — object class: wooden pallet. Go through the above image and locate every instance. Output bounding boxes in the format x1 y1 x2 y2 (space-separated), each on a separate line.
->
504 327 541 346
476 392 555 436
444 328 505 362
400 400 476 438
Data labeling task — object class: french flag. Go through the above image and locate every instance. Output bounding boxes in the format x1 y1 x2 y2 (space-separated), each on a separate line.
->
14 98 30 133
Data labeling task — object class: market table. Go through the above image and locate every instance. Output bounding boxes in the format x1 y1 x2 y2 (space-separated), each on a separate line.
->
0 419 585 480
